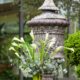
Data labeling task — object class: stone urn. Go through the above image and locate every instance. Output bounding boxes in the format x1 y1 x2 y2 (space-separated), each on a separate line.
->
27 0 69 80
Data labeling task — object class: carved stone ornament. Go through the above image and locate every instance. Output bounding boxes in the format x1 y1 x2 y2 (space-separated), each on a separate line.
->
27 0 69 59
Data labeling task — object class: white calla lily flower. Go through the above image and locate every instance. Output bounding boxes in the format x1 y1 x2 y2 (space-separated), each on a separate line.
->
31 43 37 49
13 37 20 41
13 37 24 43
63 69 67 73
48 37 56 48
45 32 49 41
20 37 24 42
30 30 34 40
65 47 74 52
9 47 16 51
12 42 18 47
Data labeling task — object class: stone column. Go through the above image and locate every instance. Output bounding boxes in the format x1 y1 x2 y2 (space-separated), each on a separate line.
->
27 0 69 80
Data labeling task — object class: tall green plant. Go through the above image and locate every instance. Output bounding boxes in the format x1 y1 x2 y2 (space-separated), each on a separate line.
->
9 31 74 79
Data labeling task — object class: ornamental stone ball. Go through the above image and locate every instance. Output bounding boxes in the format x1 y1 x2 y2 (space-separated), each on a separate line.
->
27 0 69 59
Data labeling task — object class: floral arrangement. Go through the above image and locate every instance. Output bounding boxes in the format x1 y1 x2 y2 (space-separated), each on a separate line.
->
9 31 74 79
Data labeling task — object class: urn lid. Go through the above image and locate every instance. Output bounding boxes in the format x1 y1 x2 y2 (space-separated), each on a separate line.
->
39 0 59 11
27 0 69 26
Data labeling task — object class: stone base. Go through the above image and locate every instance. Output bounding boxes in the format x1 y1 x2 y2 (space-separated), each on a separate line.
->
42 74 53 80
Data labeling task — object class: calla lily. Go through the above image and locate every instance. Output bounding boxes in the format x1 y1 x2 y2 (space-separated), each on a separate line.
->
50 46 63 58
13 37 21 42
9 32 74 78
30 30 35 40
64 47 74 52
13 37 24 43
50 37 56 43
9 47 16 51
63 69 67 73
50 46 74 59
45 32 49 41
11 42 18 47
31 43 37 50
48 37 56 48
14 52 20 58
20 37 25 42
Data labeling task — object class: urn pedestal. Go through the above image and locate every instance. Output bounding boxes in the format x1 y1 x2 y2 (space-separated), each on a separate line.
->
27 0 69 79
42 74 54 80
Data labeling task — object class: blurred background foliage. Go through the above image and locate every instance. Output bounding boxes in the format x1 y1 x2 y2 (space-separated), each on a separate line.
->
0 0 80 79
64 31 80 78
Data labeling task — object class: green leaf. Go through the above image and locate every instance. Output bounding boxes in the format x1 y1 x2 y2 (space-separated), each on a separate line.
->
39 39 46 64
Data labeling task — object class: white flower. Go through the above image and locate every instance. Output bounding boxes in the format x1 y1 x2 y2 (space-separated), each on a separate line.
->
45 32 49 41
9 47 16 51
13 37 24 43
14 52 20 58
13 37 20 41
20 66 32 77
31 43 37 49
55 46 63 51
50 46 63 59
68 48 74 52
11 42 18 47
48 37 56 48
63 69 67 73
20 55 26 64
64 47 74 52
61 58 65 62
30 30 34 40
20 37 24 42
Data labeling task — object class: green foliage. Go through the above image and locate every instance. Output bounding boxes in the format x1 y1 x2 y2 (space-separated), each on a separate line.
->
0 68 18 80
9 35 55 77
0 36 12 63
75 64 80 78
64 31 80 66
9 31 73 78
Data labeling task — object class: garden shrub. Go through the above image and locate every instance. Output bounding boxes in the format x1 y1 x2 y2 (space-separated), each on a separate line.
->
64 31 80 66
0 68 18 80
75 64 80 77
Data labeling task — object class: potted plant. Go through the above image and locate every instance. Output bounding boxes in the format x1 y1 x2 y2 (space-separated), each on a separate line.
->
9 31 74 80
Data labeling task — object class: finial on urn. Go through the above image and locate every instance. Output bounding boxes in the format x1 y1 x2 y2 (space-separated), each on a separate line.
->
39 0 59 11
